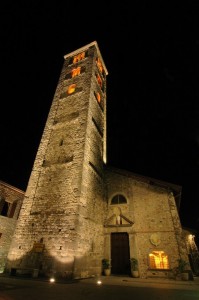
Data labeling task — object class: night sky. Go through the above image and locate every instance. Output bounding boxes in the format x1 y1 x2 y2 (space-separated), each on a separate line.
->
1 2 199 232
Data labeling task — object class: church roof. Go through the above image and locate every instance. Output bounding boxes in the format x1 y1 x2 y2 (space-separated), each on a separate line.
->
105 164 182 210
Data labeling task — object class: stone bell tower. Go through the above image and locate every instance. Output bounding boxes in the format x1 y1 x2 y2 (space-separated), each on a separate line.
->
7 41 108 279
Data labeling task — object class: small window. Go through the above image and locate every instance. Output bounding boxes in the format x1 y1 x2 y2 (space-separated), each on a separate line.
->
96 92 101 103
73 51 85 63
67 84 76 94
94 91 104 111
149 251 169 269
60 84 83 99
1 201 9 216
111 194 127 205
96 57 104 74
65 66 85 80
96 73 103 88
71 67 81 78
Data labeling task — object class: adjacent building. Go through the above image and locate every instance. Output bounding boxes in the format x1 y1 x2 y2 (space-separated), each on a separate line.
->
0 181 24 273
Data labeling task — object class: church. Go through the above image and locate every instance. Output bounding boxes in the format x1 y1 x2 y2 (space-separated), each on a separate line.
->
1 41 199 279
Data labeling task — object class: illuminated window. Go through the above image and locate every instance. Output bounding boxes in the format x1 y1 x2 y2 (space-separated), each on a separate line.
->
71 67 81 78
149 251 169 269
60 84 83 99
73 52 85 63
94 91 103 111
67 84 76 94
96 73 103 88
96 57 103 73
96 92 101 103
65 66 85 80
111 194 127 205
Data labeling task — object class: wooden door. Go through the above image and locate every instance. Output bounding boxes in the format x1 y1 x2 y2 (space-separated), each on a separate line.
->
111 232 131 275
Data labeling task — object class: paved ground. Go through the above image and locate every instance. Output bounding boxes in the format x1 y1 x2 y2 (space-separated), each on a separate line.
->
1 273 199 289
0 274 199 300
82 274 199 289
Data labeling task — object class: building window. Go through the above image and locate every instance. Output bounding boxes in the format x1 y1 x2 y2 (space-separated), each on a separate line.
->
149 251 169 269
111 194 127 205
95 72 104 92
94 91 104 111
96 57 104 74
1 201 9 216
96 73 103 88
0 199 17 218
60 84 83 99
65 66 85 80
67 84 76 94
71 67 81 78
96 91 101 103
73 51 85 63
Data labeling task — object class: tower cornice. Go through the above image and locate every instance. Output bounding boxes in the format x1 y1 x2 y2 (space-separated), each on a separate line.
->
64 41 108 75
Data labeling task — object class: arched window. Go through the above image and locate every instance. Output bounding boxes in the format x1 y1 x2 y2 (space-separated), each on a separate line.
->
111 194 127 205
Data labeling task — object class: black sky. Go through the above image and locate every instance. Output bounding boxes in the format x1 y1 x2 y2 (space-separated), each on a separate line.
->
1 2 199 231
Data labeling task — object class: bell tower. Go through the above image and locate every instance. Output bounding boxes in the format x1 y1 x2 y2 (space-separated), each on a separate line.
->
7 41 108 278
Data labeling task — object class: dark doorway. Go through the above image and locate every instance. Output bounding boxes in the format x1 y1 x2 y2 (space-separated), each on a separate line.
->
111 232 130 275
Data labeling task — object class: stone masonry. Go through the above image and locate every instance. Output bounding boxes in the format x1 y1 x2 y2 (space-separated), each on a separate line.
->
6 42 108 279
0 181 24 272
5 42 192 279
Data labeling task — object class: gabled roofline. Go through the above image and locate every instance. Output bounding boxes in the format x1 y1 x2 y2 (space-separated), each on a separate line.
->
0 180 25 195
105 164 182 210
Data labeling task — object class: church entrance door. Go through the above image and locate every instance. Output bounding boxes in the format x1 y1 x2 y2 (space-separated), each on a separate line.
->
111 232 130 275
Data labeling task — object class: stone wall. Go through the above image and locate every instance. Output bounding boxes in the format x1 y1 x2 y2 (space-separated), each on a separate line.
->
105 167 188 279
0 181 24 272
6 42 108 279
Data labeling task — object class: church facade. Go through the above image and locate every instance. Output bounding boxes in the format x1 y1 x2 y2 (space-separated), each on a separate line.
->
4 41 194 279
